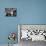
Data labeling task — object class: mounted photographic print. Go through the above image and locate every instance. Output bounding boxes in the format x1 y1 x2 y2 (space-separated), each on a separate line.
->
5 8 17 17
18 24 46 41
18 24 46 46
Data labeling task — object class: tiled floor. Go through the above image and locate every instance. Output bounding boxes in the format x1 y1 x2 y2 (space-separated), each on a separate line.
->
0 44 18 46
32 41 46 46
0 41 46 46
19 40 46 46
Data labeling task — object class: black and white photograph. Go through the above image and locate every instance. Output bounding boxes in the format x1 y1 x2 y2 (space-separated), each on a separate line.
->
18 25 46 46
5 8 17 17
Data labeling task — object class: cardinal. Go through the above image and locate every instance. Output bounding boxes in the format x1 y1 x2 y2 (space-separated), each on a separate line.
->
8 32 16 41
